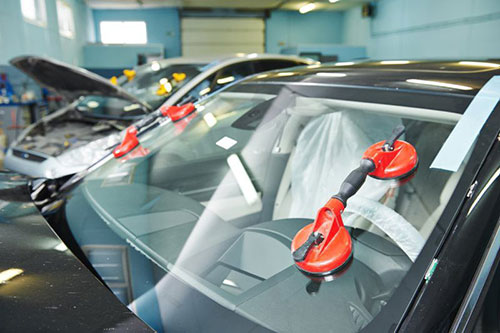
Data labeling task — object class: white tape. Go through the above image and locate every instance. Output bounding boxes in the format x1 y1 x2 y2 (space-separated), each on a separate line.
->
430 76 500 172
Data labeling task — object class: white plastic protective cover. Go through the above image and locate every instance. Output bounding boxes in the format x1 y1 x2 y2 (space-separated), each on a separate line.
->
56 132 122 169
289 110 424 261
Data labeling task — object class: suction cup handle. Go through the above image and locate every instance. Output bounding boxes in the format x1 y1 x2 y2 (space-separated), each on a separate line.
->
383 125 405 151
292 232 324 262
333 159 375 205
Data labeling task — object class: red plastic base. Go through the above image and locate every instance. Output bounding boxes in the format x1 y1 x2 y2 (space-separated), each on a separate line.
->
113 126 139 158
160 103 196 121
363 140 418 180
291 199 352 275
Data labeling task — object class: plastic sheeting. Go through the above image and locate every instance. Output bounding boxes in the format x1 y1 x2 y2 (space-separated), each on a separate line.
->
289 110 401 219
56 132 122 170
345 197 425 261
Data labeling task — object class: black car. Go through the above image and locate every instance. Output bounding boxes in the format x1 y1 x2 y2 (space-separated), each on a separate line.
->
2 60 500 332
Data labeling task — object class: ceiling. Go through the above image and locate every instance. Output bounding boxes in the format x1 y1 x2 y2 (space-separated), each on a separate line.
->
85 0 369 11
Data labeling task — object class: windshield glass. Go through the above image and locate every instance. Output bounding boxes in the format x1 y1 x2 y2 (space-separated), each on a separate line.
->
75 63 204 118
64 84 468 332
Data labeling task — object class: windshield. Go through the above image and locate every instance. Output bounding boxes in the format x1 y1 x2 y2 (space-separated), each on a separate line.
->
75 63 204 118
64 84 468 332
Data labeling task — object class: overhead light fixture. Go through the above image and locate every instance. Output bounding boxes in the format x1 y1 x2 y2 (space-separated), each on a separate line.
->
380 60 410 65
217 76 235 85
316 72 347 77
299 3 316 14
329 0 339 3
459 61 500 68
406 79 473 91
0 268 23 284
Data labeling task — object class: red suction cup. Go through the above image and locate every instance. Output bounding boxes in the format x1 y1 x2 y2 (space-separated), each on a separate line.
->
291 198 352 276
291 125 418 276
113 126 139 158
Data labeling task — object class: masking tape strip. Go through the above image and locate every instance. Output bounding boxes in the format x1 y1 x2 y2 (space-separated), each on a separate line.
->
431 76 500 172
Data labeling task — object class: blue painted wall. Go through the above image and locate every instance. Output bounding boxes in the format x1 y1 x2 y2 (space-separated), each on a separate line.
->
266 10 344 54
83 43 164 70
0 0 92 65
92 8 180 58
342 0 500 60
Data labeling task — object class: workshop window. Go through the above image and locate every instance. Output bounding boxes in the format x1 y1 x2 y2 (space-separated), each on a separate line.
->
100 21 148 44
20 0 47 26
56 0 75 38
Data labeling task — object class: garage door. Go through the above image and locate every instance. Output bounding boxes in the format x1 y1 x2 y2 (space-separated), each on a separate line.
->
181 18 265 57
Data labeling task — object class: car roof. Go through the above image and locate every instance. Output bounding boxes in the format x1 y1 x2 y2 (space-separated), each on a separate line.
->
237 60 500 115
148 53 315 68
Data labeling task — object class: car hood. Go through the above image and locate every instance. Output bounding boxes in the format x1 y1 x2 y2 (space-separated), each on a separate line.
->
10 55 151 111
0 171 153 331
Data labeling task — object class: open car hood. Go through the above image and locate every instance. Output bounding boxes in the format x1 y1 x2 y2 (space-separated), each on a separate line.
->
10 56 151 111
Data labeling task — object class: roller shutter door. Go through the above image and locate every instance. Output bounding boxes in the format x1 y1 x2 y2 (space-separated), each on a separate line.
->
181 17 265 56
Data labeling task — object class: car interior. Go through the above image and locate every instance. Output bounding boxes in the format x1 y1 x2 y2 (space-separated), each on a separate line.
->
64 90 466 332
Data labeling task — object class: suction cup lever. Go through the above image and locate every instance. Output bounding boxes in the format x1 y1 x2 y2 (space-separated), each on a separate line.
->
292 232 324 262
383 125 405 151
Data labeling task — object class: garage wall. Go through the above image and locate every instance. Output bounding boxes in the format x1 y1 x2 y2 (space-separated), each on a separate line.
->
266 10 344 54
0 0 92 65
343 0 500 60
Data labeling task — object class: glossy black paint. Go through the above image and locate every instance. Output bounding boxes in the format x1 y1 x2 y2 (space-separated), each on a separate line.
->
242 60 500 114
399 104 500 332
0 172 153 332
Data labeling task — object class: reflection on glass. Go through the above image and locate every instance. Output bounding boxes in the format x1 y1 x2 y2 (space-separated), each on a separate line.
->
0 268 23 284
406 79 473 91
63 85 471 332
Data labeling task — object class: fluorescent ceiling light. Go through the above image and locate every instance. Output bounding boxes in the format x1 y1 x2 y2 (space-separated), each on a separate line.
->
216 136 237 150
380 60 410 65
217 76 235 85
299 3 315 14
316 72 347 77
203 112 217 128
227 154 260 206
459 61 500 68
334 62 354 66
406 79 473 91
0 268 23 284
